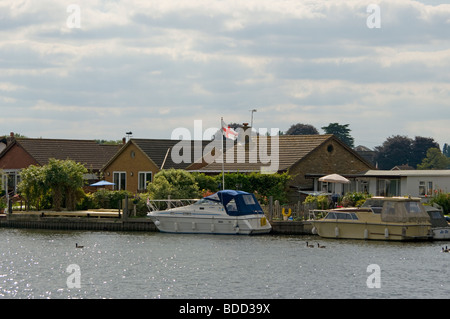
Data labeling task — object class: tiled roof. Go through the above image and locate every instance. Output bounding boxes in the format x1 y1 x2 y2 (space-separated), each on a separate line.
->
189 134 369 172
119 139 213 170
15 138 121 171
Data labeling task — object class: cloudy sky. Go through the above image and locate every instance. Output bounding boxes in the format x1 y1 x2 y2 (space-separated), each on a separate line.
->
1 0 449 149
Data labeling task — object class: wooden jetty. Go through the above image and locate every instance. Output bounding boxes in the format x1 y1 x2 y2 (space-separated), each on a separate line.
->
0 210 313 235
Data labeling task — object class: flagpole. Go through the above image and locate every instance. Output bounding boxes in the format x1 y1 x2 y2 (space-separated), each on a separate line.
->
221 117 225 190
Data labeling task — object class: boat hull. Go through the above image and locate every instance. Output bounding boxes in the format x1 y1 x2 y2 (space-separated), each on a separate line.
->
311 220 432 241
148 213 272 235
432 227 450 240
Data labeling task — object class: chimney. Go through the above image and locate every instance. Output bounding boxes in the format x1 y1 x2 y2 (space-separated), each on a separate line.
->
122 137 126 144
6 132 15 145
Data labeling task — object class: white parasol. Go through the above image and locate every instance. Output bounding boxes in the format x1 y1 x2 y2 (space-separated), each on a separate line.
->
318 173 350 184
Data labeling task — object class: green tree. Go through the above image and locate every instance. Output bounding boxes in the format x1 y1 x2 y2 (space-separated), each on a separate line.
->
321 123 354 148
417 148 450 170
62 160 88 210
148 169 199 199
285 123 319 135
443 143 450 157
17 165 48 210
374 135 413 169
410 136 440 168
44 159 87 211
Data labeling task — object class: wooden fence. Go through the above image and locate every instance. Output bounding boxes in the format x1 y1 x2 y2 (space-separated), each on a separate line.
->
262 199 316 221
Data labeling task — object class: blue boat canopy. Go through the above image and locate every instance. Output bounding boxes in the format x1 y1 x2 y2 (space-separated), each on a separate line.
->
204 190 264 216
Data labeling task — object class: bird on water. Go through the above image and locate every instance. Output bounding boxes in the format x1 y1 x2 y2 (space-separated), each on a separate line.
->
76 243 84 248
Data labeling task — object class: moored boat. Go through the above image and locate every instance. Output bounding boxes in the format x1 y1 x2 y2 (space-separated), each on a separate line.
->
424 205 450 240
310 197 432 241
147 190 271 235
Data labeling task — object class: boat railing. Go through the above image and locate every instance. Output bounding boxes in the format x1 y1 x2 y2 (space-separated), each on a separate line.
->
147 198 199 212
308 209 330 220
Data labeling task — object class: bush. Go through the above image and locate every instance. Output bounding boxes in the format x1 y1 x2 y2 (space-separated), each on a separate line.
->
303 194 329 209
192 171 291 204
91 189 133 209
341 192 371 207
148 169 199 200
429 191 450 214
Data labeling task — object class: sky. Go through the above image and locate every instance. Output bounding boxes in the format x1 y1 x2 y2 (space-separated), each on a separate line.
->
1 0 449 150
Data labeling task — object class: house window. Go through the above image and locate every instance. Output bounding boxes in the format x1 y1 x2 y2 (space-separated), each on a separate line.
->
113 172 126 190
377 179 400 197
419 181 433 197
138 172 152 191
419 181 425 196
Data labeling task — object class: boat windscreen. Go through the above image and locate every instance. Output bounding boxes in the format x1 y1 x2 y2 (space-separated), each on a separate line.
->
204 190 264 216
381 201 429 223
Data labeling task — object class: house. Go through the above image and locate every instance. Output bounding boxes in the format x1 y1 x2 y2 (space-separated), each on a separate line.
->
101 138 212 193
188 134 375 202
0 133 121 194
356 169 450 198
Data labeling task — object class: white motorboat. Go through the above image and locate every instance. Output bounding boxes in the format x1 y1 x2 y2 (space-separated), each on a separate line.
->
147 190 272 235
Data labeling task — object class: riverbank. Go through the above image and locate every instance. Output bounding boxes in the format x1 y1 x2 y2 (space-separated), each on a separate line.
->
0 211 313 235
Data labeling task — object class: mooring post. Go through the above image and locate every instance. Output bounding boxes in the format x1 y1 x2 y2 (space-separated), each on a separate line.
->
269 196 273 221
123 195 128 220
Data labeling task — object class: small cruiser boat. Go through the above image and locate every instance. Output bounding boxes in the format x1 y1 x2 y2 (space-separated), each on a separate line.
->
310 197 432 241
147 190 272 235
424 205 450 240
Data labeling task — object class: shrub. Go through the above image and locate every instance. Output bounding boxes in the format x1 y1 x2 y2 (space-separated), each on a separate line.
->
148 169 199 200
91 189 132 209
342 192 372 207
429 191 450 214
303 194 329 209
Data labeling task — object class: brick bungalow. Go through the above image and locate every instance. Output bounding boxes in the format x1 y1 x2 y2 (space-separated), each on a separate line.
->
188 134 375 202
0 133 121 194
101 138 213 193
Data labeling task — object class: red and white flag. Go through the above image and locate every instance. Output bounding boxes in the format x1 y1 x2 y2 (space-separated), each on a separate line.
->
221 119 239 140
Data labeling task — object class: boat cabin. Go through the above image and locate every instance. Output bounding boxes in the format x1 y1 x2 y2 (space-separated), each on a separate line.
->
203 190 265 216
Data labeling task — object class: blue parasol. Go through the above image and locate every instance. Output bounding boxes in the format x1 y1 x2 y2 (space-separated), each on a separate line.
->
90 180 115 187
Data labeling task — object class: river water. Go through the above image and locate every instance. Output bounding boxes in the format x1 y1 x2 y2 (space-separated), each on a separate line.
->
1 228 449 299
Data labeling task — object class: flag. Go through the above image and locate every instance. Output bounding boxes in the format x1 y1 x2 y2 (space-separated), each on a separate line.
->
221 119 239 140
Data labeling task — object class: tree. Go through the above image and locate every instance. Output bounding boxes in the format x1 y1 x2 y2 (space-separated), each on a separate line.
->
43 159 87 211
417 148 450 170
148 169 199 200
374 135 413 169
410 136 440 168
18 159 87 211
374 135 441 169
17 165 48 210
285 123 319 135
321 123 354 148
443 143 450 157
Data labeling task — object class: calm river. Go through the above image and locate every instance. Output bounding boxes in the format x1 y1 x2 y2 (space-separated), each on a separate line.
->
1 228 449 299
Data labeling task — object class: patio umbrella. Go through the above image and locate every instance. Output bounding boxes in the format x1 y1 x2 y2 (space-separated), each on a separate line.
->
318 173 350 184
90 180 115 187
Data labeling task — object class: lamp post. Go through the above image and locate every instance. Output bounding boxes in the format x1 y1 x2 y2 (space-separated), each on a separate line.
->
250 109 257 128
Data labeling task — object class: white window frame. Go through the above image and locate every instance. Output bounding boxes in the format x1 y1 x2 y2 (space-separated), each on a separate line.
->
419 181 433 197
113 171 126 191
138 171 153 191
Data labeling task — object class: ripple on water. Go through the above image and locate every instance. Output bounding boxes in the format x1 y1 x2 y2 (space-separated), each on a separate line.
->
0 229 448 298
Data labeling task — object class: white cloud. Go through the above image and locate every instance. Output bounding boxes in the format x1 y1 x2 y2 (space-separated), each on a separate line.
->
0 0 449 149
